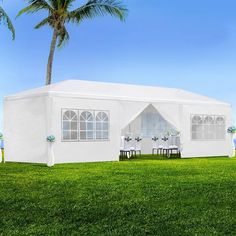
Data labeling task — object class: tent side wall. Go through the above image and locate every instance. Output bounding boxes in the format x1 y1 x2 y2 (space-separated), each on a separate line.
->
50 96 121 163
120 101 233 158
180 103 233 158
3 96 48 163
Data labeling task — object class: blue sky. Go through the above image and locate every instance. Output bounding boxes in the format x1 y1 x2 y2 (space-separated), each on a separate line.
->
0 0 236 130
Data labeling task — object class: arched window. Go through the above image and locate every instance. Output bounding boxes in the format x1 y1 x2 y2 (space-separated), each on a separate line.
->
203 116 215 139
62 110 78 141
61 108 110 142
192 115 202 124
204 116 214 124
191 114 225 140
80 111 94 140
191 115 203 140
215 116 225 125
95 112 109 140
215 116 225 140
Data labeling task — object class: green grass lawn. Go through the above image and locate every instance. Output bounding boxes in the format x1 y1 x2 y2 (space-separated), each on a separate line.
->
0 156 236 236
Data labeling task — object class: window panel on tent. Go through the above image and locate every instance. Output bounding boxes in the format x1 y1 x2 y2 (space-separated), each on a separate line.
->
61 109 110 142
95 111 109 140
79 111 94 141
62 109 78 141
191 115 225 141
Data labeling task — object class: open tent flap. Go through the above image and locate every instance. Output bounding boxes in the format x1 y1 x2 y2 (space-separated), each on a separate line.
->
121 104 181 154
152 103 182 131
119 101 149 130
152 103 183 151
153 103 183 152
121 104 179 138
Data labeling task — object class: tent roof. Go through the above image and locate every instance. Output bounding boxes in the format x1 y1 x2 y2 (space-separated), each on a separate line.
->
5 79 230 105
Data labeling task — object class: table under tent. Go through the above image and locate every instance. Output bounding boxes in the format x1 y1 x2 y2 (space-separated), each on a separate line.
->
3 80 234 166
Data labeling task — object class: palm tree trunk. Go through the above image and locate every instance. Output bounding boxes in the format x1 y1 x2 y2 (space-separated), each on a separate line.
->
46 29 57 85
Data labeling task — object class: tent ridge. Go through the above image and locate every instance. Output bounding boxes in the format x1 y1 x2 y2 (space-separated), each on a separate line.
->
4 79 231 107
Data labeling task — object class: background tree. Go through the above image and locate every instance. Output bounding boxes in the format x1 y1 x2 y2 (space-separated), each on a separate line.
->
0 4 15 40
17 0 128 85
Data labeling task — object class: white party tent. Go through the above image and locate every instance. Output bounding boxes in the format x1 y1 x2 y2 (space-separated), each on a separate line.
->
3 80 234 165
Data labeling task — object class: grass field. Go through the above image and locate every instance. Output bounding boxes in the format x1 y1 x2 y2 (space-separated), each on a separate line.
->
0 156 236 235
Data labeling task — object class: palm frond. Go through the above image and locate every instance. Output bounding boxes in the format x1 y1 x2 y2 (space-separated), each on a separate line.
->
68 0 128 24
57 26 69 48
34 16 52 29
0 6 15 40
47 0 59 10
62 0 76 10
48 0 75 10
17 0 53 17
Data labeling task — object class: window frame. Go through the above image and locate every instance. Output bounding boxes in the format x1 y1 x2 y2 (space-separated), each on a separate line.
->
95 111 110 141
190 114 226 141
79 110 95 141
61 109 79 142
61 108 110 142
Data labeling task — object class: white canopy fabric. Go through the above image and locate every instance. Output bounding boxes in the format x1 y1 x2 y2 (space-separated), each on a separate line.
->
122 104 177 137
4 79 234 164
152 103 182 131
5 80 230 106
119 101 149 130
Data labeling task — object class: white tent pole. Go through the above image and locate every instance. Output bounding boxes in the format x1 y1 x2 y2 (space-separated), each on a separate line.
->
47 142 55 166
0 139 3 163
228 110 235 158
46 95 55 167
0 148 2 163
229 133 235 158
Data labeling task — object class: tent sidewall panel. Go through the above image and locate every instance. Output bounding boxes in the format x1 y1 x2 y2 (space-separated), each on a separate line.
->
3 88 233 164
180 104 233 158
51 97 121 164
4 96 48 164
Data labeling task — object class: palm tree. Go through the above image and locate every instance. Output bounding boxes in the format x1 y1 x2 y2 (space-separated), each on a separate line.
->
17 0 128 85
0 5 15 40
